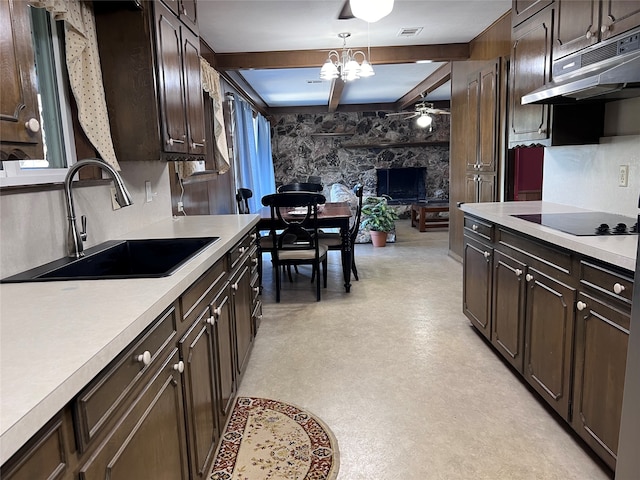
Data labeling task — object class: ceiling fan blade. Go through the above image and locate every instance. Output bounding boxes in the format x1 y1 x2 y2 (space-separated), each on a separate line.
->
385 112 414 117
338 0 355 19
427 108 451 115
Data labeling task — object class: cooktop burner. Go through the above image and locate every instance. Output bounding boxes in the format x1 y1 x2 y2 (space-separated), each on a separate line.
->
512 212 639 236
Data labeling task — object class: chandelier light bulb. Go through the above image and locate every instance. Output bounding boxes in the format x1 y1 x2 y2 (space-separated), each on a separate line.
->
350 0 394 23
416 114 433 128
319 32 374 82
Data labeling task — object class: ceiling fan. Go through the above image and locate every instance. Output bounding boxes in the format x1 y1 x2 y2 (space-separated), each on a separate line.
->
386 101 450 127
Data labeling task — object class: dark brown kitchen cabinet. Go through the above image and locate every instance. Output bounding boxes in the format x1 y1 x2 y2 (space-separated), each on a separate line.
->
466 173 497 204
523 267 576 419
160 0 198 34
94 0 205 162
509 5 552 145
512 0 553 26
211 285 237 427
0 0 44 160
0 410 75 480
555 0 640 60
462 216 495 340
572 260 633 471
492 250 527 373
179 307 221 479
77 349 190 480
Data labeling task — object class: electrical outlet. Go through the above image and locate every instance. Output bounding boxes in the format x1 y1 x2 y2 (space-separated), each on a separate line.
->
145 181 153 202
619 165 629 187
177 201 184 213
110 187 121 210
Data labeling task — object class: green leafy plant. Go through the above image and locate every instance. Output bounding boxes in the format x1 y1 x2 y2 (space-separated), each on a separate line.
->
360 196 399 232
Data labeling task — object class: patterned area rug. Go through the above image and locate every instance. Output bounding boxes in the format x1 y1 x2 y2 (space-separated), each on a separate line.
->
210 397 339 480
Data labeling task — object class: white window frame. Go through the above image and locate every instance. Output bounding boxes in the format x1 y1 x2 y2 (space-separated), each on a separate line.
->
0 9 77 188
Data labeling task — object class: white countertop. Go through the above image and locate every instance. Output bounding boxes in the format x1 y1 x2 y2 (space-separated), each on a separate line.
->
459 201 638 271
0 214 259 464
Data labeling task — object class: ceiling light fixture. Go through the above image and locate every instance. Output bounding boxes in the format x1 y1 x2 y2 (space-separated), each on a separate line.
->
320 32 374 82
416 113 433 129
350 0 394 23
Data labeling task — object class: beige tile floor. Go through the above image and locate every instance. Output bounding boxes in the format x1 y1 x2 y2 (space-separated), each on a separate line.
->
238 219 613 480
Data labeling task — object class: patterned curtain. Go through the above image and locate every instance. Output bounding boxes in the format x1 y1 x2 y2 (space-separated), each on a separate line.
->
30 0 120 170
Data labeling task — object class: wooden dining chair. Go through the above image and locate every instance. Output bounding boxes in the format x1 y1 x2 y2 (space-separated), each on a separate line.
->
277 182 323 193
261 192 328 302
235 188 252 214
318 184 364 280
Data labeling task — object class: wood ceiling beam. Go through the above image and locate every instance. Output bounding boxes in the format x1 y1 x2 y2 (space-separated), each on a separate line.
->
398 63 452 110
328 78 345 113
214 43 470 70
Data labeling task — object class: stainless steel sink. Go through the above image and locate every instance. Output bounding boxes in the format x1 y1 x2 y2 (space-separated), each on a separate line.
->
1 237 219 283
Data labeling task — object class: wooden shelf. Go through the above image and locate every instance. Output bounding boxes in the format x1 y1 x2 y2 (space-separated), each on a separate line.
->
342 141 449 149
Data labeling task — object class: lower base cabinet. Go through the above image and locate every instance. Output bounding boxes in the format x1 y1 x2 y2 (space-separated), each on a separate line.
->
1 229 260 479
462 214 631 472
78 349 190 480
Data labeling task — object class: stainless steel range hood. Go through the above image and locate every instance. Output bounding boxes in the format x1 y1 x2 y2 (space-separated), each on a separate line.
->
522 28 640 105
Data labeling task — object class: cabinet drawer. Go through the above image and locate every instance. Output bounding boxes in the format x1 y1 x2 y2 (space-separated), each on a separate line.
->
180 259 227 329
74 305 178 451
580 260 634 307
229 232 256 271
463 215 494 243
498 229 572 276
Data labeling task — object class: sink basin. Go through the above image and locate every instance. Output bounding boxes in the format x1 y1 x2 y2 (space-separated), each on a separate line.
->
1 237 219 283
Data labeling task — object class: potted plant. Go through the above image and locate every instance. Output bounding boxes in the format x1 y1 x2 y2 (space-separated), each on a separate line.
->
360 196 399 247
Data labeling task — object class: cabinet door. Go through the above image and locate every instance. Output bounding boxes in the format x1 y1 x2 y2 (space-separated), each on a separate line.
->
554 0 600 60
179 308 219 479
478 62 497 172
211 286 236 426
512 0 553 26
477 174 496 203
509 6 552 145
601 0 640 40
179 0 198 34
78 349 190 480
524 268 576 418
463 236 493 340
0 0 44 159
232 262 254 376
182 26 206 156
465 73 480 171
155 2 188 154
465 173 479 203
572 292 629 470
492 251 527 373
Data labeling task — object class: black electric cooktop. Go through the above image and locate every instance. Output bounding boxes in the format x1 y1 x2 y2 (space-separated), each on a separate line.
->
512 212 639 236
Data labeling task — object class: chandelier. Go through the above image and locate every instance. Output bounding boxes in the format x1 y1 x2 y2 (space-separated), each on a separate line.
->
320 32 374 82
350 0 394 23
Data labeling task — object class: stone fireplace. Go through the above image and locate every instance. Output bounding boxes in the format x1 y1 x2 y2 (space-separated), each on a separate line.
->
376 167 427 204
270 110 450 201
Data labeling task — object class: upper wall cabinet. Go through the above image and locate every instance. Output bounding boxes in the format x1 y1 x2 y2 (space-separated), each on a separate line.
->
554 0 640 61
512 0 553 26
160 0 198 34
0 0 44 160
95 0 205 162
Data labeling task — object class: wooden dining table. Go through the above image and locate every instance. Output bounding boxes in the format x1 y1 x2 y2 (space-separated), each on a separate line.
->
256 201 354 292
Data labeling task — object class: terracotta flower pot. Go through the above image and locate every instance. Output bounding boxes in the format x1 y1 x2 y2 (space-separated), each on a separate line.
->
370 230 388 247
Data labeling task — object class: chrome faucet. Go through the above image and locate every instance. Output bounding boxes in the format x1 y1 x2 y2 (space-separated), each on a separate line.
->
64 158 133 258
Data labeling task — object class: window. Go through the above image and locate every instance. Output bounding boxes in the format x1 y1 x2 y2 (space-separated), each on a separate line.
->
0 7 76 186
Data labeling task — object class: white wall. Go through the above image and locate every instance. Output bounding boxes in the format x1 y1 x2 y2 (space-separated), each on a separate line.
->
0 162 172 278
542 97 640 217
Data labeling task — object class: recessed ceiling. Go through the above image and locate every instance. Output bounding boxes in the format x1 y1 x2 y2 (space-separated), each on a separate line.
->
197 1 511 111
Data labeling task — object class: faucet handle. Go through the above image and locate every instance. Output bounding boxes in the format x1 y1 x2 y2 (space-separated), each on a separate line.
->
80 215 87 241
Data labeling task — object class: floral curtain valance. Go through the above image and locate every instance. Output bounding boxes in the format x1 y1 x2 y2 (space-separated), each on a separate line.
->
29 0 120 170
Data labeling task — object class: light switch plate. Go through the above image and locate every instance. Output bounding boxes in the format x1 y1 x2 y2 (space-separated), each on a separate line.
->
145 181 153 202
619 165 629 187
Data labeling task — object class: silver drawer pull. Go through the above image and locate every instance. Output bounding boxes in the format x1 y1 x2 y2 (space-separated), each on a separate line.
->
514 269 523 277
205 315 215 325
251 233 257 240
231 282 239 291
253 287 260 293
613 283 625 294
483 251 490 259
239 246 246 254
472 224 478 231
167 137 185 146
213 306 222 317
576 301 587 311
136 350 151 366
191 142 205 148
525 274 534 282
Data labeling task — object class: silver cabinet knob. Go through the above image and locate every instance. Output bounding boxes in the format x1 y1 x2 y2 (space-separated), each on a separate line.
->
514 269 523 277
526 274 534 282
231 282 239 291
136 350 151 366
205 315 215 325
253 287 260 293
577 301 587 311
173 361 185 373
212 305 222 318
483 251 491 259
472 224 478 231
613 283 626 294
600 24 609 33
25 118 40 133
239 246 246 254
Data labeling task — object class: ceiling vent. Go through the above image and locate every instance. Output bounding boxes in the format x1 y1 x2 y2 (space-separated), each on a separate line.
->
307 80 323 84
398 27 423 37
